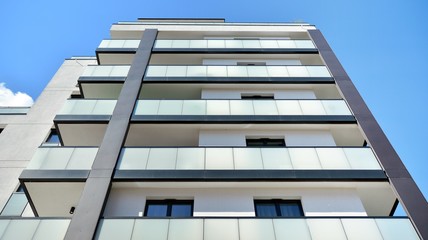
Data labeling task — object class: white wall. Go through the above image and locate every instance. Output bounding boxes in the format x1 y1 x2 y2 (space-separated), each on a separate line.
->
199 130 336 146
103 187 367 217
201 89 316 99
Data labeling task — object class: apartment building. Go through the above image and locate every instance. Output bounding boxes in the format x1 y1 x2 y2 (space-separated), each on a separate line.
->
0 18 426 240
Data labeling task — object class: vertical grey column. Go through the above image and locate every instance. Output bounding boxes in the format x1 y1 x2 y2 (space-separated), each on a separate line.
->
64 29 158 240
308 29 428 239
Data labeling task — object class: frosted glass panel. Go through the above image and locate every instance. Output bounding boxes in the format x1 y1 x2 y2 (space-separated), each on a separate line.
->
146 66 167 77
306 219 347 240
225 40 243 48
171 40 190 48
41 148 74 169
207 66 227 77
206 148 234 169
93 100 116 115
300 100 326 115
289 148 321 169
147 148 177 169
187 66 207 76
95 219 133 240
207 100 230 115
27 148 50 169
277 40 297 48
230 101 254 115
242 40 261 48
247 66 268 77
110 66 130 76
189 40 208 48
316 148 350 169
276 100 302 115
158 100 183 115
123 40 140 48
71 100 96 114
93 66 113 76
135 100 160 115
131 219 168 240
168 219 203 240
239 219 275 240
227 66 248 77
176 148 205 169
273 219 311 240
307 66 331 77
205 219 239 240
118 148 150 169
261 148 292 169
67 148 98 169
0 220 10 237
166 66 186 77
267 66 288 77
260 40 279 48
344 148 381 170
107 40 125 48
207 40 225 48
376 218 420 240
1 193 27 216
155 40 172 48
253 100 278 115
98 40 109 48
1 219 40 240
322 100 352 115
233 148 263 169
341 219 383 240
295 40 316 49
32 219 70 240
287 66 310 77
182 100 206 115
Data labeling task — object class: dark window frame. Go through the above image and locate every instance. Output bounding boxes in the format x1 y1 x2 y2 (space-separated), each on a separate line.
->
144 199 194 217
246 138 286 147
254 199 304 217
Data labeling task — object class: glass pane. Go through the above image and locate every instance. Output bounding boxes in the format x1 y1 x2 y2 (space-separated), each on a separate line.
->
41 148 74 169
118 148 150 170
242 40 261 48
98 40 109 48
67 148 98 169
94 219 134 240
166 66 187 77
93 66 113 76
187 66 207 77
227 66 248 77
276 100 302 115
230 100 254 115
110 66 130 76
32 219 70 240
123 40 140 48
207 66 227 77
225 40 243 48
171 204 192 217
306 219 347 240
27 148 50 169
146 148 177 169
1 193 27 216
253 100 278 115
255 203 277 217
273 219 311 240
207 100 230 115
176 148 205 169
171 40 190 48
204 219 239 240
299 100 326 115
158 100 183 115
277 40 297 48
81 66 95 76
72 100 96 114
205 148 234 169
322 100 352 115
146 204 168 217
168 219 203 240
316 148 350 169
341 218 383 240
279 202 303 217
108 40 125 48
295 40 316 49
207 40 225 48
93 100 116 115
287 66 310 77
1 219 40 240
267 66 289 77
233 148 263 169
189 40 208 48
307 66 331 77
145 66 167 77
135 100 160 115
261 148 293 169
289 148 321 169
154 40 172 48
0 220 10 238
131 219 169 240
247 66 268 77
375 218 420 240
260 40 279 48
238 219 275 240
182 100 206 115
343 148 381 170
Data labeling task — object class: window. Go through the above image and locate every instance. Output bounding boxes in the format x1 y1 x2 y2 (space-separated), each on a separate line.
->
0 185 28 216
45 129 60 145
255 200 304 217
246 138 285 147
144 200 193 217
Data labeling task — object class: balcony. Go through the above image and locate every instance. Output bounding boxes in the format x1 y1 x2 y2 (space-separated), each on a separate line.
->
144 65 332 83
95 217 420 240
0 218 70 239
0 106 30 115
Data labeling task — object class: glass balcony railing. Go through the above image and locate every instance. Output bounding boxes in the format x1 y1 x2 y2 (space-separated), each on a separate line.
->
134 100 351 116
97 39 316 50
0 107 30 115
154 39 316 49
117 147 381 170
145 65 331 78
0 218 70 240
26 147 98 170
81 65 130 78
0 193 28 216
95 218 420 240
58 100 116 115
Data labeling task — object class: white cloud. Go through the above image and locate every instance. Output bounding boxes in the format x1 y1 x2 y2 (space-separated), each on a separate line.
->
0 83 34 107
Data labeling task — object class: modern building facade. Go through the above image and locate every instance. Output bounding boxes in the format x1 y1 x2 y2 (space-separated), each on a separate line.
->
0 18 426 240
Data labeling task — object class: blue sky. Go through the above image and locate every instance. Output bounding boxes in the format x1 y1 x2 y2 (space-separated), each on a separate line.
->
1 0 427 212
